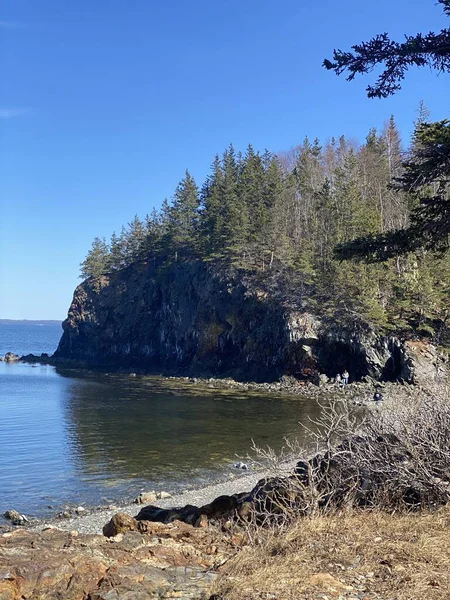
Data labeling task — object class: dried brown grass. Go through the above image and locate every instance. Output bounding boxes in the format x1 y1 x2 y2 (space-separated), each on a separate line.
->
213 385 450 599
213 504 450 599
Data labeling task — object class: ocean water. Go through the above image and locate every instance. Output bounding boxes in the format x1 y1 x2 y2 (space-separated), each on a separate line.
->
0 322 321 519
0 320 62 357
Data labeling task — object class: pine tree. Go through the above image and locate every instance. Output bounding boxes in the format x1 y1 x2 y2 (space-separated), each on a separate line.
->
109 228 129 271
142 209 163 256
220 144 249 259
167 170 199 254
199 155 224 257
237 144 265 255
323 0 450 98
80 237 110 279
126 215 146 262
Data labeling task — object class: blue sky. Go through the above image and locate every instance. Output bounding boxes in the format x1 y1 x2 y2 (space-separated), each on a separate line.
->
1 0 449 320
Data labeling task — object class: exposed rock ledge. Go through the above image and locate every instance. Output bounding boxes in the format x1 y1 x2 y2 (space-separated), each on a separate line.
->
0 523 230 599
49 260 447 384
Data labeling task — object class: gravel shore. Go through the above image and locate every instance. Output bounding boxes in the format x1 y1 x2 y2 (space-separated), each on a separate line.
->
32 465 283 535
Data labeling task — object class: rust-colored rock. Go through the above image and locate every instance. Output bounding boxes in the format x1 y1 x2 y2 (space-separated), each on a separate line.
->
194 514 208 528
102 512 138 537
0 520 237 599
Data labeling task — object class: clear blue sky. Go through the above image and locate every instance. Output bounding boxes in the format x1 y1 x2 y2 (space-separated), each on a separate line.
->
1 0 448 320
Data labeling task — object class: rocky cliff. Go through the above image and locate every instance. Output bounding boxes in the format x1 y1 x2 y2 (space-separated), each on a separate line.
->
54 259 446 383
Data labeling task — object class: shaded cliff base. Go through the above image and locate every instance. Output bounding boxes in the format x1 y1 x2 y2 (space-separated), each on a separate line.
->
15 330 449 389
52 260 450 384
12 352 449 403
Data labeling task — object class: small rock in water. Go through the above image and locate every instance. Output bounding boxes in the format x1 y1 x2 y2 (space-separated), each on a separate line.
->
156 491 172 500
233 462 249 470
1 352 20 363
3 510 28 525
75 506 85 514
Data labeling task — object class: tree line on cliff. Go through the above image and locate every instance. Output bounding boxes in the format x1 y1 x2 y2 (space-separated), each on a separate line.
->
80 0 450 343
80 111 450 343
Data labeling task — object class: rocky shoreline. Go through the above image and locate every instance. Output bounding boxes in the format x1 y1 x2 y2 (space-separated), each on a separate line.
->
2 384 450 599
30 464 283 536
3 348 418 399
2 382 416 536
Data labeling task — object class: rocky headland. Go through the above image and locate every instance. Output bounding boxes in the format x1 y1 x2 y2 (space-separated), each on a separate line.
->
2 259 449 599
46 259 447 385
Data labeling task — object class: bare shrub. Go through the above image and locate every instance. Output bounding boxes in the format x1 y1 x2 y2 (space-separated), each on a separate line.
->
212 386 450 599
245 384 450 528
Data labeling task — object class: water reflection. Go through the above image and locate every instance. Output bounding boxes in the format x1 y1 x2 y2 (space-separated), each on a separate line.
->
2 363 324 516
61 370 321 481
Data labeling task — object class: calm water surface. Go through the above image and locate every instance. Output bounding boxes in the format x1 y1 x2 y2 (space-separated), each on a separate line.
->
0 322 322 519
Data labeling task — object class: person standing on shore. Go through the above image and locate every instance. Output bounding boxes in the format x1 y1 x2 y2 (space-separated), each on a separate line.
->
335 373 342 385
342 370 349 385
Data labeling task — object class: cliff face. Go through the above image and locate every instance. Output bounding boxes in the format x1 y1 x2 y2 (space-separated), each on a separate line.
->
55 260 292 380
54 260 445 383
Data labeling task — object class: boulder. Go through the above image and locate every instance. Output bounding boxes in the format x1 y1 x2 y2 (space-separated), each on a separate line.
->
249 477 300 517
3 510 28 525
156 490 172 499
314 373 329 386
135 504 200 526
194 514 209 528
399 340 448 384
198 494 239 519
134 491 157 505
102 512 138 537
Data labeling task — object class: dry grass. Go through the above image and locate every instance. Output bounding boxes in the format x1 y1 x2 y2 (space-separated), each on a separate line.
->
213 505 450 599
212 384 450 599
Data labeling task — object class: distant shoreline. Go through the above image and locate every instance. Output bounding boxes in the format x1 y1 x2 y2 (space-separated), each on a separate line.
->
0 319 62 325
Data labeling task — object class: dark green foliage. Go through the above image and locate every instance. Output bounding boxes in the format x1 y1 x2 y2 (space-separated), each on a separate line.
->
335 120 450 261
325 1 449 260
166 170 199 254
323 0 450 98
79 117 450 343
199 155 224 257
79 237 109 279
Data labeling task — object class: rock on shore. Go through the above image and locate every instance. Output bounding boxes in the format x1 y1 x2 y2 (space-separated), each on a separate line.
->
0 522 240 599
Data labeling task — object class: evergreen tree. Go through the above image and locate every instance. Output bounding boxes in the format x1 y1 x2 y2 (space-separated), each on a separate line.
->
325 1 450 258
80 237 109 279
143 209 164 255
199 155 224 257
167 170 199 254
109 227 129 270
238 144 265 253
335 120 450 261
126 215 146 262
78 124 449 345
220 144 249 259
323 0 450 98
